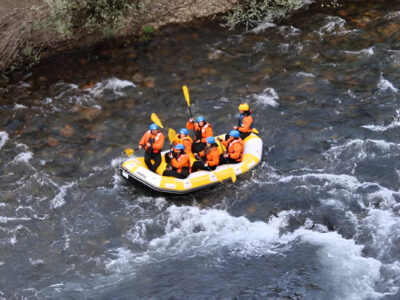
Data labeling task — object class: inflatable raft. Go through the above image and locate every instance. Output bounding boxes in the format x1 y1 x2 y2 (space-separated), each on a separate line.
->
119 133 262 194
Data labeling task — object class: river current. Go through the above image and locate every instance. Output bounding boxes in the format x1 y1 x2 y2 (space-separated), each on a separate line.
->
1 0 400 299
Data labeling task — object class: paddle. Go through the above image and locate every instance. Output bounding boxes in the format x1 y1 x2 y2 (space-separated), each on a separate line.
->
151 113 164 128
124 148 138 157
216 136 227 161
165 128 177 165
183 85 203 144
162 127 179 171
182 85 193 119
125 113 164 157
168 128 177 144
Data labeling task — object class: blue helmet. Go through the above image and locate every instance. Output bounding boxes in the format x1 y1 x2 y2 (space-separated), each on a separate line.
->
206 136 215 144
149 123 159 130
175 143 185 150
229 130 240 138
195 116 205 123
179 128 189 135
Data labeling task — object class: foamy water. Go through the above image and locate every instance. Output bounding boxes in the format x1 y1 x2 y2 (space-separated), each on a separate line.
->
11 151 33 164
148 207 293 257
362 109 400 132
0 131 8 151
317 16 346 35
101 204 396 299
344 47 375 58
103 207 296 275
50 182 75 209
377 75 399 93
250 21 276 33
299 229 383 300
253 88 279 107
324 139 400 162
88 78 136 100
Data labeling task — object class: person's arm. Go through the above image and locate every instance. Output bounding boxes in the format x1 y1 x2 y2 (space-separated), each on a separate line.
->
186 120 195 130
139 132 148 147
198 149 206 158
221 137 231 147
229 142 243 159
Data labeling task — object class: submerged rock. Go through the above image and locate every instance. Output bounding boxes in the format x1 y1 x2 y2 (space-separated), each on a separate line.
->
47 137 59 147
60 125 75 138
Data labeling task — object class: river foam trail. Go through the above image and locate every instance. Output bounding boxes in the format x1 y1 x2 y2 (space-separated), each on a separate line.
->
93 205 397 299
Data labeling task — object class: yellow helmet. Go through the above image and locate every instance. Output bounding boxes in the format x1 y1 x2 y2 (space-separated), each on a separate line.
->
238 103 249 111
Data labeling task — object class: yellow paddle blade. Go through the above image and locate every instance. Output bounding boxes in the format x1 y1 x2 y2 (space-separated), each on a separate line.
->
151 113 164 128
125 149 134 157
182 85 190 106
252 128 259 134
168 128 177 144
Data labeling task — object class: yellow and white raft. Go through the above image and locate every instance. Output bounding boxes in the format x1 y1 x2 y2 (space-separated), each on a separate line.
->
119 133 262 194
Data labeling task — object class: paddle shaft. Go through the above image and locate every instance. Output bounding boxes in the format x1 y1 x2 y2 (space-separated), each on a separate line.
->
188 106 193 119
217 138 230 164
183 85 196 133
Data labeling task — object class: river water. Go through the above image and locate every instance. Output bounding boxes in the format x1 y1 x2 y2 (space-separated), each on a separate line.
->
1 0 400 299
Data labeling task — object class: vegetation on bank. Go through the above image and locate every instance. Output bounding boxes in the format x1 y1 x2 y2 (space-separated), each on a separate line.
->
224 0 339 29
224 0 310 29
42 0 146 38
0 0 331 78
0 0 149 76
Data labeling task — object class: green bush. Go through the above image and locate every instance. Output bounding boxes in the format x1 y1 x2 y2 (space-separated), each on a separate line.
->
43 0 145 38
142 24 155 34
223 0 312 29
43 0 73 38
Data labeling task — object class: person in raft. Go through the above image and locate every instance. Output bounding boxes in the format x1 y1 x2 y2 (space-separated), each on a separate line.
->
186 115 213 155
163 144 191 179
173 128 193 155
218 130 244 164
234 103 254 140
165 128 193 165
192 137 220 172
139 123 165 173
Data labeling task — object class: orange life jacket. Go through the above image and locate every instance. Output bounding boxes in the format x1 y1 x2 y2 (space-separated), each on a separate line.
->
199 145 220 167
186 121 213 143
139 131 165 153
223 137 244 161
238 114 253 133
173 135 193 154
171 153 191 173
